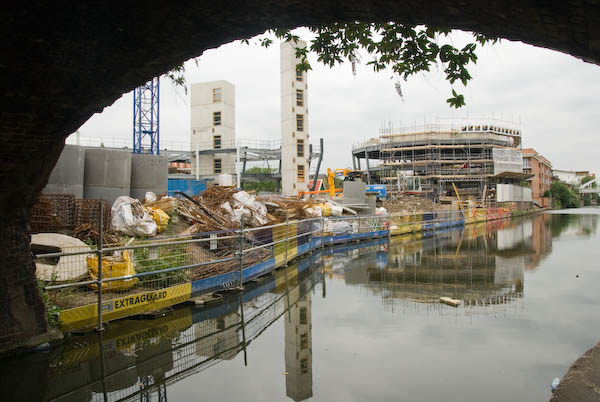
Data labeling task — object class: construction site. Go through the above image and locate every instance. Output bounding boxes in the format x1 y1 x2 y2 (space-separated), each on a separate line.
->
351 120 533 207
28 41 542 337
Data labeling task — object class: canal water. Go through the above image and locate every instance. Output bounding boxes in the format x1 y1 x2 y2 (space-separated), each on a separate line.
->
2 210 599 402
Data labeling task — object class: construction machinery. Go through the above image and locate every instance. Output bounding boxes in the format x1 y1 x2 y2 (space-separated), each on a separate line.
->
327 168 363 197
396 171 422 195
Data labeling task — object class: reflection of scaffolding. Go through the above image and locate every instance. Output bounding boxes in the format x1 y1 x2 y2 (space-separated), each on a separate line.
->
140 377 167 402
45 254 323 402
352 120 524 200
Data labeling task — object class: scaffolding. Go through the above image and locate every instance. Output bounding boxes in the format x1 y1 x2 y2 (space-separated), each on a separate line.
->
192 138 323 191
352 121 525 202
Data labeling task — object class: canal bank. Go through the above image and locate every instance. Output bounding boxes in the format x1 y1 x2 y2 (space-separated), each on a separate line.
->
36 204 538 336
2 211 599 402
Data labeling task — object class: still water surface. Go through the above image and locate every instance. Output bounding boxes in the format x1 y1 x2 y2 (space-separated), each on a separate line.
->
2 210 600 402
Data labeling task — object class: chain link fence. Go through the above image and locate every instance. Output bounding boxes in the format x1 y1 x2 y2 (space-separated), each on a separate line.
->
37 210 472 331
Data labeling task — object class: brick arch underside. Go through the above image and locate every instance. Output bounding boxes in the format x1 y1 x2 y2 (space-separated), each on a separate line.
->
1 1 598 347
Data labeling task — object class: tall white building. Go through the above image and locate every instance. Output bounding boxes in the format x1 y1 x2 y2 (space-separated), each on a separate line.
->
281 40 309 195
190 80 236 179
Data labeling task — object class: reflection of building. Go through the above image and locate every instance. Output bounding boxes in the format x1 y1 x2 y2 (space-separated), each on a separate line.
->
285 292 313 401
38 252 324 402
194 312 241 360
525 214 552 270
342 224 529 306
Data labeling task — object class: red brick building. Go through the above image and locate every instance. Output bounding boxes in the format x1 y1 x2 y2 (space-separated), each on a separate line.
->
522 148 552 206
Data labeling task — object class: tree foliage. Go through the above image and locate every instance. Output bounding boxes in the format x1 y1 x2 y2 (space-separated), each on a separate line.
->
166 23 495 107
242 167 279 193
548 181 580 209
581 175 596 186
249 24 495 107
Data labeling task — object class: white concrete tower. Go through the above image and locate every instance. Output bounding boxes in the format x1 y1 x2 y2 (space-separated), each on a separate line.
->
190 80 236 179
281 40 309 195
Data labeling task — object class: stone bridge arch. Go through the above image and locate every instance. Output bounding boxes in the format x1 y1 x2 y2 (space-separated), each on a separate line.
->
1 1 599 348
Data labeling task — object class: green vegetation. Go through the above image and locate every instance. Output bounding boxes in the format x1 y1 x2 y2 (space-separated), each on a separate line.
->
242 167 279 193
168 25 495 108
254 25 495 108
133 243 189 288
546 182 580 209
37 280 62 328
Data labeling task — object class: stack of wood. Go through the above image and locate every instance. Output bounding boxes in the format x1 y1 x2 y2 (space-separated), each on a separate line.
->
194 186 239 211
259 197 317 222
144 196 178 213
72 223 121 245
177 197 235 233
190 248 271 280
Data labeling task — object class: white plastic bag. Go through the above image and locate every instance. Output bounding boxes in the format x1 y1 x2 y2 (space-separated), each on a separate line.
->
327 202 343 216
324 219 353 235
232 191 268 226
304 206 322 217
144 191 157 203
111 196 157 237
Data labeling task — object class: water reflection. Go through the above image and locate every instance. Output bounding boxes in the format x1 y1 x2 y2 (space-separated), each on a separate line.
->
284 293 312 401
2 212 599 402
0 252 323 402
324 213 595 312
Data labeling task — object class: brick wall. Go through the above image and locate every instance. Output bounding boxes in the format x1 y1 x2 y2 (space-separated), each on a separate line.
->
0 208 47 348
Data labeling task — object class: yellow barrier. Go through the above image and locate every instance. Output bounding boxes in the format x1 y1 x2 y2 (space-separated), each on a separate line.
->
60 282 192 332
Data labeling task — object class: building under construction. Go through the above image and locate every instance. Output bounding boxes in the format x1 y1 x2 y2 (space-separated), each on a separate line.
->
352 121 531 203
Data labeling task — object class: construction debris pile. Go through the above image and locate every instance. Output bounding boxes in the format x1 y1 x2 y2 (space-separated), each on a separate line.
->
383 195 446 213
32 186 365 292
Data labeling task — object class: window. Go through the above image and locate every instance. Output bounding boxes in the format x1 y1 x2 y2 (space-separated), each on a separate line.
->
296 114 304 132
296 139 304 157
296 89 304 106
213 135 221 149
213 111 221 126
299 307 307 324
213 88 222 103
296 67 303 81
297 165 305 182
300 358 308 374
214 159 222 174
300 333 308 349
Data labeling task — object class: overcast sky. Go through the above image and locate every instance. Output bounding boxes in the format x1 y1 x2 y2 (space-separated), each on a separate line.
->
77 29 600 176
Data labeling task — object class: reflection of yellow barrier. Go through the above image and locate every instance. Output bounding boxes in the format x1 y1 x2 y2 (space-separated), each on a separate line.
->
60 307 193 367
390 212 422 235
87 251 138 291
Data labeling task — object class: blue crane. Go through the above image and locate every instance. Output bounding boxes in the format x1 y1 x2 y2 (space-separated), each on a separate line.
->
133 77 160 155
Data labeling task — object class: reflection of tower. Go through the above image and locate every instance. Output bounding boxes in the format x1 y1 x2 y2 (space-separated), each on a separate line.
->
194 313 241 361
285 292 313 401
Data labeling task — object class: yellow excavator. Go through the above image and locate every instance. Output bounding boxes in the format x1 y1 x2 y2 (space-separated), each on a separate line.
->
326 168 363 197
